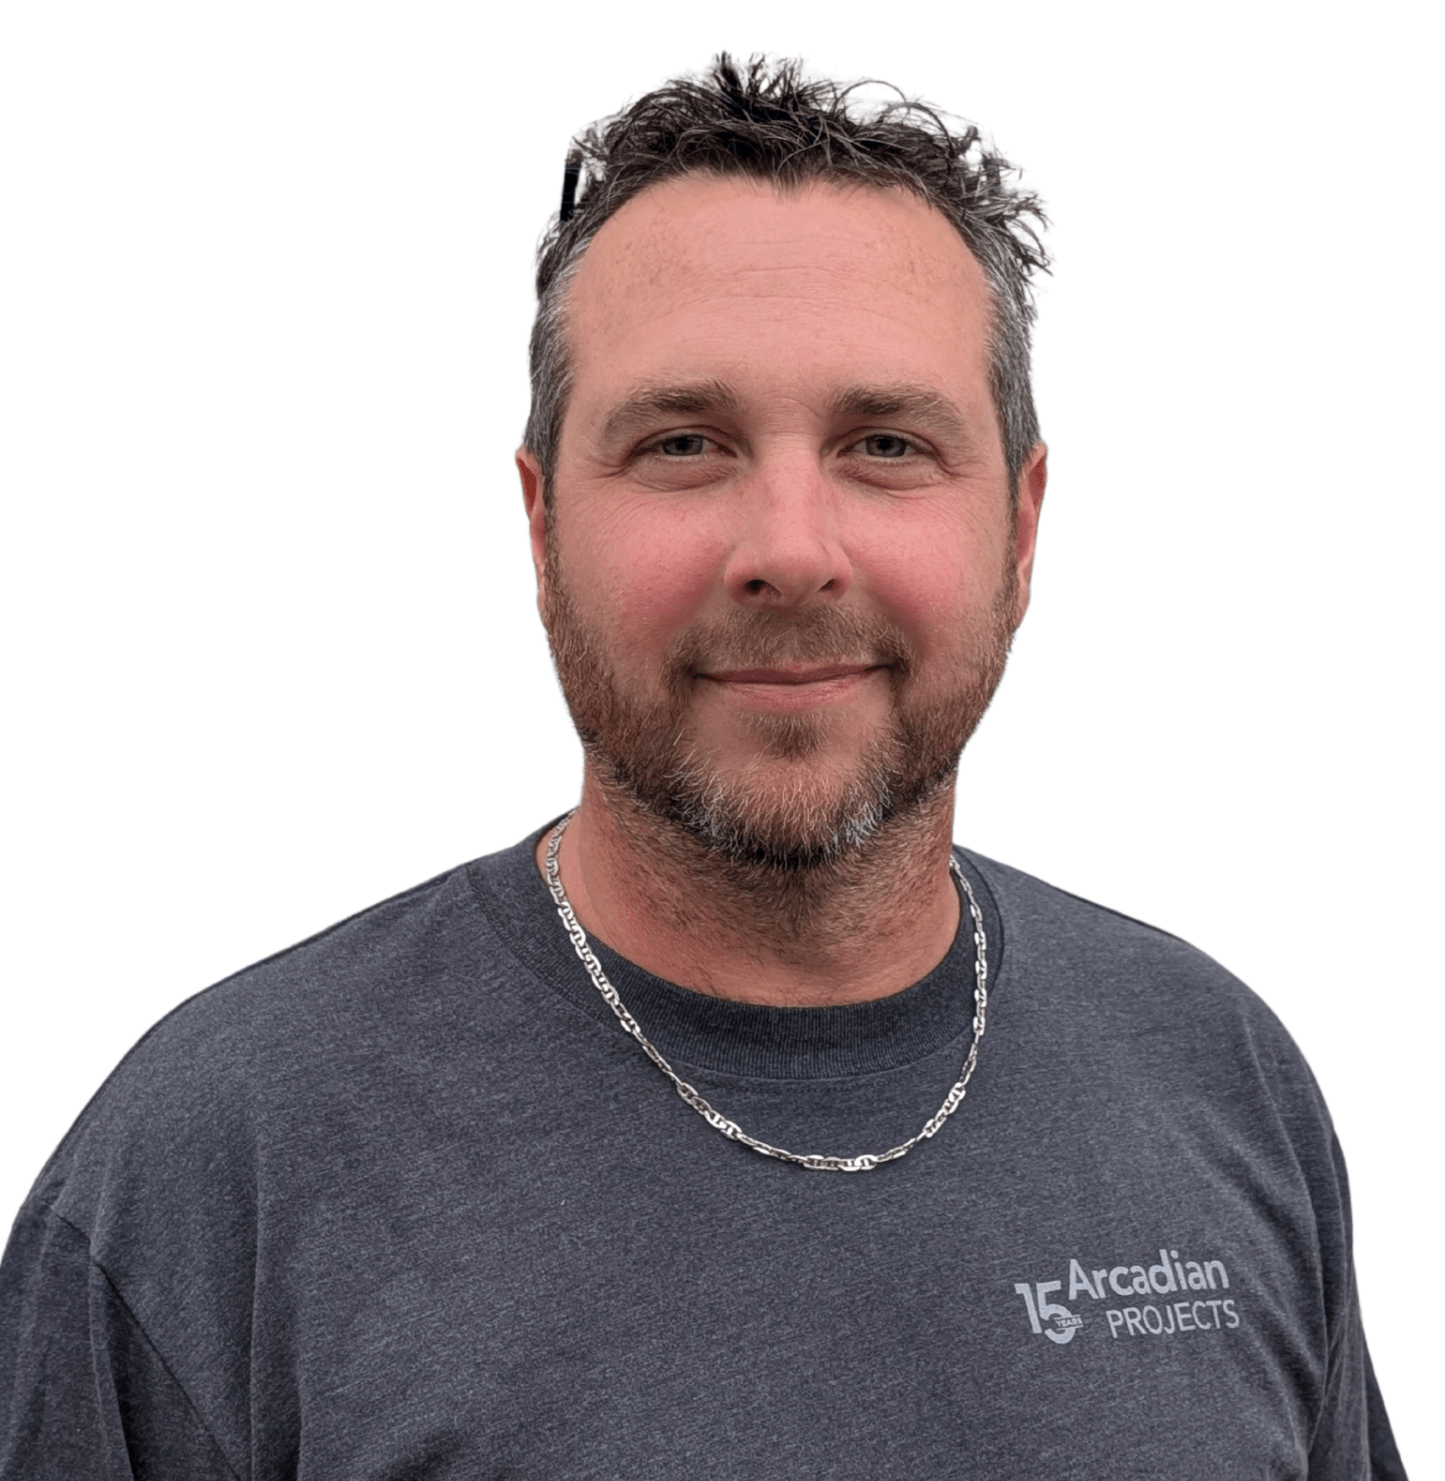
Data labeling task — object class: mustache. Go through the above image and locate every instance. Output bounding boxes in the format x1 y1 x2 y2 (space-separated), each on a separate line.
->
663 606 915 690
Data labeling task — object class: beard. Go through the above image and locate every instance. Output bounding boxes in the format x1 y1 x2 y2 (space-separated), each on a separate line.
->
542 533 1018 876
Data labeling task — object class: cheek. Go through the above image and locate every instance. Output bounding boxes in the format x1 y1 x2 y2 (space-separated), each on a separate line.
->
854 511 1004 653
577 507 728 653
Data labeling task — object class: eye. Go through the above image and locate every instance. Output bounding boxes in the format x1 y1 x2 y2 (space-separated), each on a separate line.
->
654 433 709 457
858 433 914 459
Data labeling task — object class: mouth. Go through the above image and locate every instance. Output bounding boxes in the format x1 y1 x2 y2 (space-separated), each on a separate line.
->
700 663 884 686
694 663 890 716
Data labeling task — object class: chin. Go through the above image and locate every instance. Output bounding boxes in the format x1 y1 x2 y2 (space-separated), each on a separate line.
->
625 729 958 875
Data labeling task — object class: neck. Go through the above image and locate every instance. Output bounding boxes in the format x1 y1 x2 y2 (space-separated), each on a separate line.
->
536 769 961 1007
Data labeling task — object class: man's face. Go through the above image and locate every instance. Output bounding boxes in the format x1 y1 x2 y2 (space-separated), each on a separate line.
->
519 174 1045 870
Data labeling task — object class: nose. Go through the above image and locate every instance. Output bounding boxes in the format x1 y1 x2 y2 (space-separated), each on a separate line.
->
721 455 854 609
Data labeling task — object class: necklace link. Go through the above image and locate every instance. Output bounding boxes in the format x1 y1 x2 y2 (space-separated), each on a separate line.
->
543 813 988 1172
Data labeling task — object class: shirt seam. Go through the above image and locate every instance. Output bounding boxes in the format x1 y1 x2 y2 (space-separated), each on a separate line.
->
46 1205 246 1481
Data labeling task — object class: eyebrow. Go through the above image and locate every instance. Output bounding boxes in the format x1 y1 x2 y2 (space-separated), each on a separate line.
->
826 385 973 445
599 380 743 445
595 379 974 448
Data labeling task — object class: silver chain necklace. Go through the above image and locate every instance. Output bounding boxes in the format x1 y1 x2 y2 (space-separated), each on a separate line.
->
542 812 989 1172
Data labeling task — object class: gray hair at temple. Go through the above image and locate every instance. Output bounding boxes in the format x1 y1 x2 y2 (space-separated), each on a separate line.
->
523 54 1050 502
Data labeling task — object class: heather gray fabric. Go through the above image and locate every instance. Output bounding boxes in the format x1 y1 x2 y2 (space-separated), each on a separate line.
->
0 825 1406 1479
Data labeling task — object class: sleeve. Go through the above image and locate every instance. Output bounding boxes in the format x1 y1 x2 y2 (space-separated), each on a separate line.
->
1364 1348 1408 1481
1304 1281 1407 1481
0 1200 238 1481
1303 1131 1408 1481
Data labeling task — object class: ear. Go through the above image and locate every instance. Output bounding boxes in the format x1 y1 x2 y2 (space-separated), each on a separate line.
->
516 447 548 605
1010 442 1048 628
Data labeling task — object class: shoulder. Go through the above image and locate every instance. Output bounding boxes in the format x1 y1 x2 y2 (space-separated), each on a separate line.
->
963 847 1232 973
965 848 1288 1021
24 855 503 1239
964 844 1350 1214
960 848 1334 1137
3 838 562 1414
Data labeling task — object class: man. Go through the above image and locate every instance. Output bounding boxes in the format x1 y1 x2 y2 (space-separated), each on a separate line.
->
0 55 1405 1478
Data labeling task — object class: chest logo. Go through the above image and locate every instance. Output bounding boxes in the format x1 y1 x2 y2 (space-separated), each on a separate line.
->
1013 1246 1240 1344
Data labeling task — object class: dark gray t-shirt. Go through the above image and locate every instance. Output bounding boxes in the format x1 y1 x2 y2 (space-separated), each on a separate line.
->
0 828 1406 1478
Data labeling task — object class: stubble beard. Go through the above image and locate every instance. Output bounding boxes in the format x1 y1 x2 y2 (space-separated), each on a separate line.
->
542 530 1018 880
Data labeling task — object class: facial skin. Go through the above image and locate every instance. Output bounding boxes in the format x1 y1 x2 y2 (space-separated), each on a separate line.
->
518 173 1045 1003
540 557 1017 873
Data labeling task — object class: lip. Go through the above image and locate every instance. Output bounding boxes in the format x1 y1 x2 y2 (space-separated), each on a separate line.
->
696 663 887 714
701 663 881 686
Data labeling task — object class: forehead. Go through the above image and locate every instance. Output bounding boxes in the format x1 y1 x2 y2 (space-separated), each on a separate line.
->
562 174 995 413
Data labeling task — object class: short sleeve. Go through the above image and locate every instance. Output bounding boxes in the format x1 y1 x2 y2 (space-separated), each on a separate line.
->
0 1200 237 1480
1302 1132 1407 1481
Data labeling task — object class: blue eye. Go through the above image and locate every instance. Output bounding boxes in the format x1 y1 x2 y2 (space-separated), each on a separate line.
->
657 434 708 456
861 434 911 459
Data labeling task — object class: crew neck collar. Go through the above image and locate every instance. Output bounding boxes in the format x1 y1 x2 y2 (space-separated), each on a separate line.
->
466 821 1005 1082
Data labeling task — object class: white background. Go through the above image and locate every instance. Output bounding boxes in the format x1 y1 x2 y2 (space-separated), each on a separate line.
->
2 0 1438 1466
